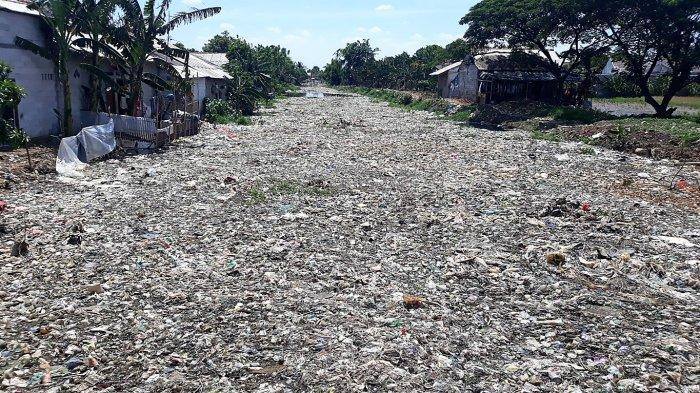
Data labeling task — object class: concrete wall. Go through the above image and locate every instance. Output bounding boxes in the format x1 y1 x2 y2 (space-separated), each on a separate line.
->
0 9 60 137
448 63 479 101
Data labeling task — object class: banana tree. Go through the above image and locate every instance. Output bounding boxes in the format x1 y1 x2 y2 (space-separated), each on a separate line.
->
107 0 220 116
74 0 117 112
15 0 81 136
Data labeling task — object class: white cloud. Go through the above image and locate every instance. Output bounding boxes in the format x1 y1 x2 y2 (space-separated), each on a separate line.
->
266 26 282 34
219 23 235 31
375 4 394 12
369 26 383 34
182 0 202 6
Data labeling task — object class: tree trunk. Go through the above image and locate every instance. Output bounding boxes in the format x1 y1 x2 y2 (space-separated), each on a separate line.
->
90 40 100 113
59 55 74 136
131 67 144 117
640 87 675 118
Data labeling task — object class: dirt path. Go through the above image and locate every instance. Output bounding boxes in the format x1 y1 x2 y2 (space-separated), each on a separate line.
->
1 88 699 392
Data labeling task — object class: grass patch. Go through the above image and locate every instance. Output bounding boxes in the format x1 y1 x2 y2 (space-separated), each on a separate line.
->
448 108 475 122
209 115 252 126
609 117 700 146
247 179 333 205
532 130 562 142
341 86 470 121
550 107 614 123
580 146 596 155
247 187 268 205
269 179 334 197
594 96 700 111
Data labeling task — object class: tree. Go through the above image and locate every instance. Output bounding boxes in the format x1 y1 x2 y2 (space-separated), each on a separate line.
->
0 62 31 167
594 0 699 117
445 39 472 61
203 31 236 53
15 0 82 135
334 40 378 85
74 0 117 112
322 59 343 86
461 0 606 103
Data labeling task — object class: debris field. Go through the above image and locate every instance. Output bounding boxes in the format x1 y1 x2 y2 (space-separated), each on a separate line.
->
1 88 699 392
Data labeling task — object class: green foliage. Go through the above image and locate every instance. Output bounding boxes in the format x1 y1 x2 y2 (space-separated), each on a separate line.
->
461 0 605 102
531 130 562 142
0 62 25 144
322 39 451 92
550 107 613 124
202 30 234 53
591 0 699 117
203 35 307 114
445 39 472 62
601 74 642 97
344 87 472 123
448 109 475 122
610 117 700 147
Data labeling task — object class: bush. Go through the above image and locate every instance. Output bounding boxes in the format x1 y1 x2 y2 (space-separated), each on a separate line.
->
204 99 252 125
551 107 612 123
601 74 641 97
204 99 233 123
399 93 413 105
0 63 25 144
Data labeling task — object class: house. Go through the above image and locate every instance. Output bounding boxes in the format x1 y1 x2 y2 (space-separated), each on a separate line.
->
1 0 62 137
1 0 107 137
1 0 230 137
600 58 671 77
190 52 228 68
170 53 230 109
431 50 578 104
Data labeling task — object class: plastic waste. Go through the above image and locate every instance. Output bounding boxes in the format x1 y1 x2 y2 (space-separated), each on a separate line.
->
56 119 115 177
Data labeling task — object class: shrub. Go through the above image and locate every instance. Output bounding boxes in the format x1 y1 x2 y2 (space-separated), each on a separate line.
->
0 63 25 144
399 93 413 105
204 99 233 123
601 74 641 97
204 99 252 125
551 107 612 123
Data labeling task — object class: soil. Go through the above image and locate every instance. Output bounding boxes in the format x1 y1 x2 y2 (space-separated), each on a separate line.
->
557 122 700 162
0 142 58 182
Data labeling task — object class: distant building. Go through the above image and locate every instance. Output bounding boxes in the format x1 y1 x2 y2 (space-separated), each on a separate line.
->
431 50 579 104
600 58 671 77
600 58 700 78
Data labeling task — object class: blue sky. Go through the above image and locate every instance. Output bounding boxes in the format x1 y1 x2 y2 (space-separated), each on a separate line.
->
168 1 478 67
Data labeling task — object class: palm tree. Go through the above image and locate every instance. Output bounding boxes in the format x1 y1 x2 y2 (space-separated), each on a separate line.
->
15 0 81 136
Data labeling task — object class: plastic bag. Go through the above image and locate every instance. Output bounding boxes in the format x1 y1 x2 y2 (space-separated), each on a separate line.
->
56 119 115 177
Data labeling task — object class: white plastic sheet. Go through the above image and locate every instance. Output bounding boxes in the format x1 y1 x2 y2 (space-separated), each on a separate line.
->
56 119 115 177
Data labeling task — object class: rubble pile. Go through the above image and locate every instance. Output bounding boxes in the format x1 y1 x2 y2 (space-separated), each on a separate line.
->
1 87 699 392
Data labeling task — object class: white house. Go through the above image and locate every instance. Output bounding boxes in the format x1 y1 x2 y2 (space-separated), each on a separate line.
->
1 0 61 137
160 52 230 112
1 0 231 137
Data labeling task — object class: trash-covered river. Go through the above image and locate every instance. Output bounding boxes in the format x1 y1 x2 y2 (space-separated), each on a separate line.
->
1 87 698 391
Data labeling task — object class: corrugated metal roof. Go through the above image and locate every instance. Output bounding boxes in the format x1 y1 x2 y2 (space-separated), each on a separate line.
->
430 61 462 76
191 52 228 68
0 0 39 15
154 52 230 80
